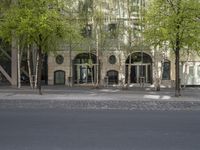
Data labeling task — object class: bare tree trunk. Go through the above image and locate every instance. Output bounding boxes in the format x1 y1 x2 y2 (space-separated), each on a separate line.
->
37 35 43 95
91 62 94 85
117 0 124 88
126 55 131 89
95 27 99 88
69 18 73 87
34 53 39 88
27 45 33 88
17 43 21 88
91 66 94 85
175 33 181 96
37 46 42 95
126 0 132 89
155 62 160 91
175 45 180 97
153 46 160 91
175 0 181 97
69 38 72 87
118 46 124 88
88 47 94 86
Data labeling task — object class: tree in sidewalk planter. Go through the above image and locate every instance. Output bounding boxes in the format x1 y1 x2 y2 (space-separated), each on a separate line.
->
143 0 200 97
0 0 80 94
78 0 111 88
93 7 105 88
78 0 96 86
119 0 144 89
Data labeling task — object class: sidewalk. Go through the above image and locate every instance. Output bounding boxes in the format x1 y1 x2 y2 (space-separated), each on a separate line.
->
0 85 200 110
0 85 199 101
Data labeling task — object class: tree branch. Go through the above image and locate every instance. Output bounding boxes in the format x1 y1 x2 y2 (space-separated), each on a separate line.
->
166 0 179 13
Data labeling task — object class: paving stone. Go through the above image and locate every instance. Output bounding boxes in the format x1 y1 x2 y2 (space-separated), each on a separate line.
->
0 86 200 110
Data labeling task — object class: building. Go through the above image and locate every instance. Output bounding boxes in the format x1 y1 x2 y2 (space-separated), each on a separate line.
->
46 0 200 87
1 0 200 87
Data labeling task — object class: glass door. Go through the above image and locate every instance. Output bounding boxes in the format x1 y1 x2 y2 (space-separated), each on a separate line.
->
80 66 87 83
129 64 151 83
130 66 137 83
75 65 96 84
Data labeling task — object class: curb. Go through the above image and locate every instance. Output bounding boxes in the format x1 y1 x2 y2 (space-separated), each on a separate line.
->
0 99 200 111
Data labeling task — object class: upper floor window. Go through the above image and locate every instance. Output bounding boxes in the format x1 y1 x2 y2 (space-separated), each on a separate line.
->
82 24 92 38
108 23 117 38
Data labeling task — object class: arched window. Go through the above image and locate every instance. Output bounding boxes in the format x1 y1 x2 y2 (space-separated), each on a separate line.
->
125 52 152 84
73 53 97 64
162 60 171 80
73 53 98 84
107 70 118 84
54 70 65 85
126 52 152 64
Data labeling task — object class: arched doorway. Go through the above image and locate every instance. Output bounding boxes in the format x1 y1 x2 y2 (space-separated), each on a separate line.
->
125 52 152 84
73 53 98 84
107 70 118 85
54 70 65 85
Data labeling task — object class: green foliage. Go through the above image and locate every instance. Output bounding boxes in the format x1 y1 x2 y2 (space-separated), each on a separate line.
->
143 0 200 52
78 0 93 21
0 0 81 53
78 0 112 51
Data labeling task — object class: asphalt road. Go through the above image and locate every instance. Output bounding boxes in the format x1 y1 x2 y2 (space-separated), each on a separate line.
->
0 109 200 150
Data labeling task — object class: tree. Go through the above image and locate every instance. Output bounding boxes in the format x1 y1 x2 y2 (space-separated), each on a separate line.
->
0 0 80 94
118 0 144 88
78 0 96 86
143 0 200 96
78 0 110 87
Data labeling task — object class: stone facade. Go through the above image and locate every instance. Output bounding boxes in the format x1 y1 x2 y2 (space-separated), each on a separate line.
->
47 0 200 87
48 47 200 87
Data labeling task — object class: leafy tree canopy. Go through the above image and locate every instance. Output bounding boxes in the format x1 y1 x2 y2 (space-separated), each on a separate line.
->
0 0 81 53
143 0 200 52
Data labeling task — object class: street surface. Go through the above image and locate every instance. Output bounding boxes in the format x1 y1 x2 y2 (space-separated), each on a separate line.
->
0 109 200 150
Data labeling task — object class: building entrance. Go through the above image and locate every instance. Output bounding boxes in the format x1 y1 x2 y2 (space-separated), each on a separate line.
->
129 64 151 83
126 52 152 84
73 53 98 84
107 70 118 84
74 64 97 84
54 70 65 85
